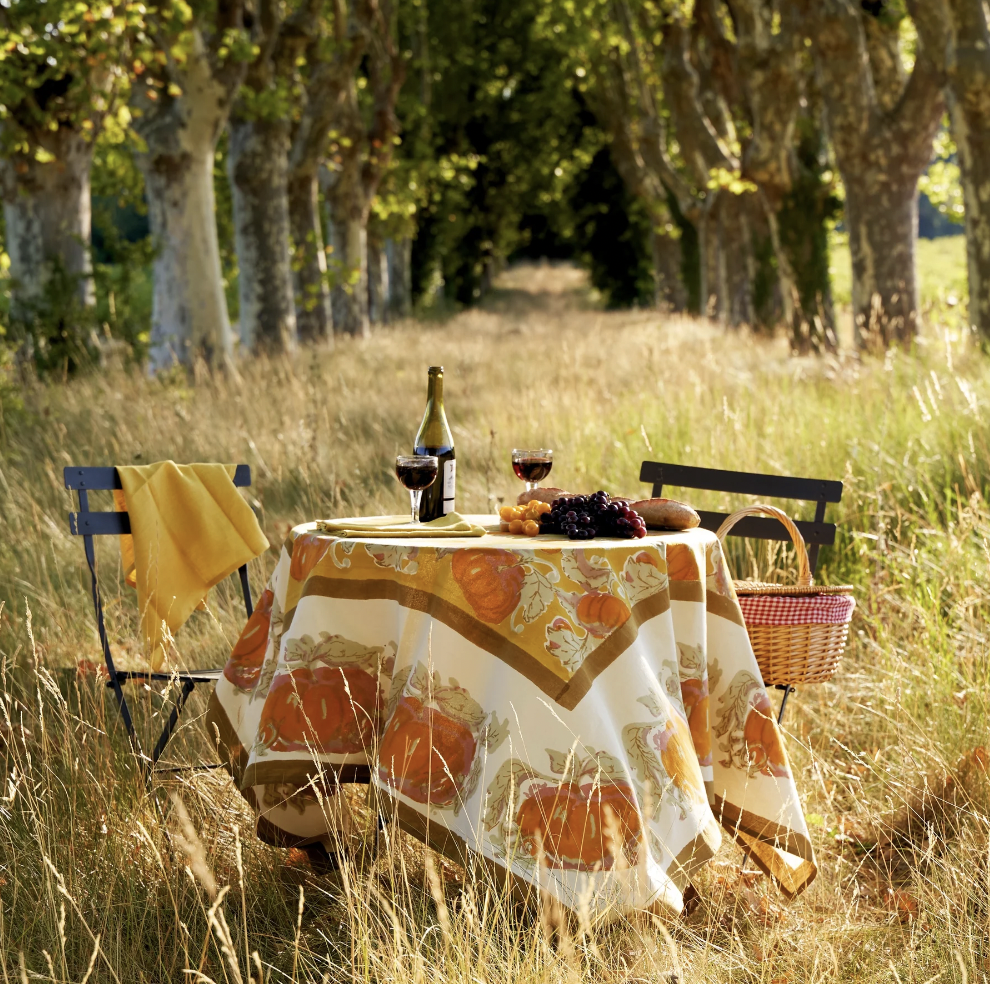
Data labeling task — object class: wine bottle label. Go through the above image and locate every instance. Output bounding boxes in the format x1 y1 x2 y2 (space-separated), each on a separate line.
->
442 459 456 513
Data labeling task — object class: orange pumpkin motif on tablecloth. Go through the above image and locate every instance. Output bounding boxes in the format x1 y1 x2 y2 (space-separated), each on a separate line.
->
650 715 707 803
679 676 712 767
743 691 788 776
255 632 393 756
257 664 380 754
713 670 790 778
378 663 507 811
290 532 331 581
485 750 642 871
224 588 274 690
575 591 631 638
451 549 525 624
623 689 709 818
666 543 701 582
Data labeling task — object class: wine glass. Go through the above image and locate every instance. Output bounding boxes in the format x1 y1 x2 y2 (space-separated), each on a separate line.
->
511 448 553 493
395 455 438 523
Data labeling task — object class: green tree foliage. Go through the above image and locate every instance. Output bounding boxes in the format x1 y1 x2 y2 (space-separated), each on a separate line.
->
570 146 655 308
0 0 131 149
401 0 602 306
0 0 134 373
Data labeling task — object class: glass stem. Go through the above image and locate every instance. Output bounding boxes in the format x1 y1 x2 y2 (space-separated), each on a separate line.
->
525 480 538 492
410 489 423 524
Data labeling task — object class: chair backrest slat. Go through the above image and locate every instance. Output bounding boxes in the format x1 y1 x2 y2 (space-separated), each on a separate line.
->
69 512 131 536
694 511 835 546
639 461 842 504
64 463 252 491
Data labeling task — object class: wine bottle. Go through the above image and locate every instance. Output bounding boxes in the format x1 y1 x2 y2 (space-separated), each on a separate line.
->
413 366 456 521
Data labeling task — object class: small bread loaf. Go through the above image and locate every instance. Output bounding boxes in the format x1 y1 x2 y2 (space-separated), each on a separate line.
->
629 497 700 530
516 487 572 506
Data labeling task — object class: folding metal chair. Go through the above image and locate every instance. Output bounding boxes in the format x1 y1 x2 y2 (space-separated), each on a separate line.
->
639 461 843 723
64 465 255 780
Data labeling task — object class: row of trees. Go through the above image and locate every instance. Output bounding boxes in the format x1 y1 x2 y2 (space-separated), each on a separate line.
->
0 0 408 371
0 0 985 371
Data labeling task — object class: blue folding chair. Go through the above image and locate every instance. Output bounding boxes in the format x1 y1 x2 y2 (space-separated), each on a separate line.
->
64 465 255 780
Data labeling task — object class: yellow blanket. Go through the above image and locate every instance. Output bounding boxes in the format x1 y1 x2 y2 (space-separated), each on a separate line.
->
114 462 269 669
315 512 486 538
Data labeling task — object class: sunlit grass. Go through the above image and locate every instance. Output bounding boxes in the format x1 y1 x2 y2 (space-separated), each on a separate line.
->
0 263 988 982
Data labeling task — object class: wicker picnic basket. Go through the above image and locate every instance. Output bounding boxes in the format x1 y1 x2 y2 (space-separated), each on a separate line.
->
716 504 855 686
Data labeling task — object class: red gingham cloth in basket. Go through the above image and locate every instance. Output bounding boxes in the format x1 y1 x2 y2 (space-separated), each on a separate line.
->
737 593 855 626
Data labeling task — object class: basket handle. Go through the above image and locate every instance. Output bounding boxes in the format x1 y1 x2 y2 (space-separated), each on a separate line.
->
715 504 813 587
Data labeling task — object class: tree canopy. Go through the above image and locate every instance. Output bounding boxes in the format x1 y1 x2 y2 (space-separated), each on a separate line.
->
0 0 979 373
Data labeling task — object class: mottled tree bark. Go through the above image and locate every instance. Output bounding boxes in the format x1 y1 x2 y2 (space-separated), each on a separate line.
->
132 31 244 372
228 117 297 353
953 84 990 343
912 0 990 342
287 7 366 343
225 0 322 355
326 161 371 337
800 0 943 347
324 0 405 337
846 179 921 348
288 171 332 342
141 145 233 370
367 237 390 324
386 237 413 318
582 18 697 312
0 127 94 316
726 0 836 347
651 229 686 311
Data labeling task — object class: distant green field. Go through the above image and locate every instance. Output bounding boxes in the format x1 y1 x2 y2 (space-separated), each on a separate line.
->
829 231 968 311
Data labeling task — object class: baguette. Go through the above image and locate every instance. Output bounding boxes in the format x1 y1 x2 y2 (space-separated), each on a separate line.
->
516 487 573 506
628 497 700 530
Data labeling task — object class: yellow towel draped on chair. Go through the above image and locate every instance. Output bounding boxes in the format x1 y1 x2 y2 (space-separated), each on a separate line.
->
113 461 269 669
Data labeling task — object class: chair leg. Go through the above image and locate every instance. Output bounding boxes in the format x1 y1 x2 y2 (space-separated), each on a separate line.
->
150 680 196 772
82 526 142 759
238 564 254 619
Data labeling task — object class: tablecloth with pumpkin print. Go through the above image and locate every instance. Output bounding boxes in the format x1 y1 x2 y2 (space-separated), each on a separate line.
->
206 516 816 917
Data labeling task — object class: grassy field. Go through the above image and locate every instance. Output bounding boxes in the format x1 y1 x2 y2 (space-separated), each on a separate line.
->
0 264 988 982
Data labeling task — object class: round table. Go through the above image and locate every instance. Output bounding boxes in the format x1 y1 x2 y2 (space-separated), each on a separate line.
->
208 516 816 917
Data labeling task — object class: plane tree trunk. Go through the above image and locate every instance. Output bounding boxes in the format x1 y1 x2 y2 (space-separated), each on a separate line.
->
228 117 297 353
0 127 94 318
951 45 990 344
386 237 413 318
800 0 943 348
912 0 990 344
327 165 371 337
130 23 246 371
368 236 390 324
288 170 333 342
325 0 405 337
140 143 233 370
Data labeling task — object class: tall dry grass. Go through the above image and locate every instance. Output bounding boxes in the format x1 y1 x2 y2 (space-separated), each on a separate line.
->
0 263 988 982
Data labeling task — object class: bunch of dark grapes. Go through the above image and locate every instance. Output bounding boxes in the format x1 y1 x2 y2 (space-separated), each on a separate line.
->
539 491 648 540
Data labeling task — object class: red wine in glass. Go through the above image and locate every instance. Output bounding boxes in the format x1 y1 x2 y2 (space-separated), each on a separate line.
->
511 448 553 492
396 455 438 523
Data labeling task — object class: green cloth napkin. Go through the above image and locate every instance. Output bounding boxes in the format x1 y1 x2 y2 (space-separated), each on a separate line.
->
315 512 487 538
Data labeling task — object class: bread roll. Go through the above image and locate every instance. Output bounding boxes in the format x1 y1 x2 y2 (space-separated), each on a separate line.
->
516 487 572 506
629 497 700 530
